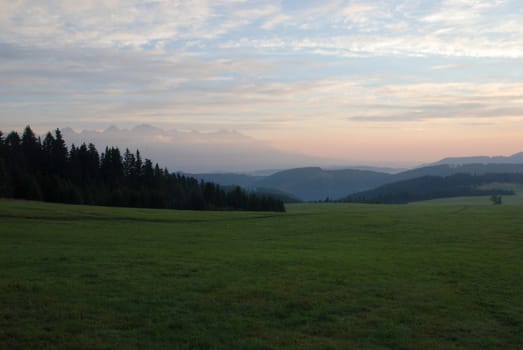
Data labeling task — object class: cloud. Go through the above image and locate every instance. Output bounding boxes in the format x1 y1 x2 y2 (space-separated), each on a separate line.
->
220 1 523 59
220 33 523 58
421 0 502 24
1 0 523 159
261 14 290 30
0 0 279 49
1 0 522 59
341 3 376 25
346 82 523 122
2 36 522 131
430 63 468 70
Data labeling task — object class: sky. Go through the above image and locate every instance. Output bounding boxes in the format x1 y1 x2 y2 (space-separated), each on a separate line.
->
1 0 523 168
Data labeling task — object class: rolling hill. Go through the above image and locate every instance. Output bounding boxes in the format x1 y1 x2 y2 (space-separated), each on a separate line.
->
345 173 523 204
395 163 523 180
192 167 393 201
191 162 523 202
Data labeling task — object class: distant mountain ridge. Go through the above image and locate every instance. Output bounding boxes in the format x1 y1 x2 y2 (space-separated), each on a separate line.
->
61 125 523 201
255 167 393 201
191 167 392 201
60 125 340 173
394 163 523 180
191 162 523 202
431 152 523 165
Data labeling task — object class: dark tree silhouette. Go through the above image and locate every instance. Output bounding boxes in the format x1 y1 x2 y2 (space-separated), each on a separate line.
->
0 126 285 212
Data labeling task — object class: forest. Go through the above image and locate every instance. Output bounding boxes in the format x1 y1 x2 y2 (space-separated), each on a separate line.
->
0 126 285 212
345 173 518 204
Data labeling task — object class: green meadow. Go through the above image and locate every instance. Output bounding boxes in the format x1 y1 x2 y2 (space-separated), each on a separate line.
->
1 200 522 349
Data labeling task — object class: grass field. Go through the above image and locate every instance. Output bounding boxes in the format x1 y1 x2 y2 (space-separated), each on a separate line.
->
1 200 522 349
410 195 523 205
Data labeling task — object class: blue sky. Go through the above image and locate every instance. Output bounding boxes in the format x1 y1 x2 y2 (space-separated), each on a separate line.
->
1 0 523 164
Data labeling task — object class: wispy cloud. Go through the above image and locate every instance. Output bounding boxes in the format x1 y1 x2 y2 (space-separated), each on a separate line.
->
1 1 522 56
0 1 280 48
430 63 468 70
261 14 290 30
1 0 523 164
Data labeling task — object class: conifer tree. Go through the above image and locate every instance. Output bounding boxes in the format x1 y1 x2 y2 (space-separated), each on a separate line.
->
0 126 285 212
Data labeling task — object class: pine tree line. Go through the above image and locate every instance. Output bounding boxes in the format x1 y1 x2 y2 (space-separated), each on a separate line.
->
0 126 285 212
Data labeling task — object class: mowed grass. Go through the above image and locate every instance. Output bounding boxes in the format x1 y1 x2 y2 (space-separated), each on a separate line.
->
410 195 523 206
1 200 522 349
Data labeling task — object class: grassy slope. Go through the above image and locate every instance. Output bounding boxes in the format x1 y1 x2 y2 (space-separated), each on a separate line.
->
1 200 522 349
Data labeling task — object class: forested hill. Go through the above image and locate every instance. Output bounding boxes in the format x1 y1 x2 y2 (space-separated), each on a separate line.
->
345 173 522 204
0 126 285 212
192 167 393 201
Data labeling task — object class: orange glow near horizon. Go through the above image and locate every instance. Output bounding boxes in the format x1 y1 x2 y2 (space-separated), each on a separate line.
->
254 119 523 165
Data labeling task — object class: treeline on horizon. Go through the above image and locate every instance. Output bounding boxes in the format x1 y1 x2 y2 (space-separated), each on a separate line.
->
345 173 519 204
0 126 285 212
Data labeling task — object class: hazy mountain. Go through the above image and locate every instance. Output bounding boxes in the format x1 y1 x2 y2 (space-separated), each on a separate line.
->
192 167 393 201
323 165 406 174
255 167 394 201
192 163 523 202
60 125 336 173
394 163 523 181
58 126 523 201
431 152 523 165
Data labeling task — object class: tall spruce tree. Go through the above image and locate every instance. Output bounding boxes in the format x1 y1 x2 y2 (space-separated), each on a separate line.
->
0 126 285 212
52 129 68 177
22 126 41 171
